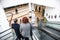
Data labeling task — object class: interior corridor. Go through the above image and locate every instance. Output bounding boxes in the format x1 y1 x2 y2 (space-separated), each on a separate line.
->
0 0 60 40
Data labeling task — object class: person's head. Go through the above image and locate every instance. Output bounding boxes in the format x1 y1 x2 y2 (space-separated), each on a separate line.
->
22 17 29 23
29 16 32 19
40 18 44 22
14 19 18 23
37 17 39 21
41 19 44 21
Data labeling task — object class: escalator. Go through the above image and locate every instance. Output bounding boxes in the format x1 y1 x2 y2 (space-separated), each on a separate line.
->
32 28 41 40
38 22 60 40
0 27 40 40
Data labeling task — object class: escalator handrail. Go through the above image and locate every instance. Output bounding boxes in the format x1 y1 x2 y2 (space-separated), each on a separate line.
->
46 25 60 32
0 28 11 34
38 28 60 40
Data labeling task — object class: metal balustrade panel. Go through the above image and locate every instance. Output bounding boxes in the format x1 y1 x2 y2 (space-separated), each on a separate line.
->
0 28 13 40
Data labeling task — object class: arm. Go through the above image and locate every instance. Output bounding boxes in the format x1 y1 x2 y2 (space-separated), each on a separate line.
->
9 14 13 26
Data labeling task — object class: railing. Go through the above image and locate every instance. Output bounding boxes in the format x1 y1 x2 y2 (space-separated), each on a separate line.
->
0 28 11 34
46 21 60 32
33 32 39 40
38 26 60 40
47 21 60 25
0 28 13 40
32 29 41 40
46 25 60 32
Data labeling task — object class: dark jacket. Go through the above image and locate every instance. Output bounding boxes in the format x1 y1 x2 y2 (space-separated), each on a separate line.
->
12 23 20 36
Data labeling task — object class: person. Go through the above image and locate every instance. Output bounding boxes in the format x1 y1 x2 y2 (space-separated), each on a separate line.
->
38 18 45 40
12 19 21 40
36 17 40 25
38 18 45 29
15 9 18 14
20 17 33 40
39 7 40 12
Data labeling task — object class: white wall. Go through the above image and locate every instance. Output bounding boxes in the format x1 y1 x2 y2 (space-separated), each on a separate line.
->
0 4 10 32
0 0 29 8
1 0 60 21
31 0 60 21
0 3 13 40
44 8 60 21
44 0 60 21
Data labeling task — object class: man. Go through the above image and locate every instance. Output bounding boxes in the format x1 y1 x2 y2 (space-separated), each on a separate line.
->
12 19 21 40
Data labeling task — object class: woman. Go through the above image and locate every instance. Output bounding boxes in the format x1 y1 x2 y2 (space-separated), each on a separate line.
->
20 17 33 40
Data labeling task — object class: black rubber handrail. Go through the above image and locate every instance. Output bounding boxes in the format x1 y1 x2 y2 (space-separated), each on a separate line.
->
46 22 60 25
38 28 60 40
0 32 12 39
46 25 60 32
0 28 13 40
4 36 13 40
0 28 11 34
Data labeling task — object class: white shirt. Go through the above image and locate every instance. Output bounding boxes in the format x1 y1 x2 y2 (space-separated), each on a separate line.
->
20 23 30 37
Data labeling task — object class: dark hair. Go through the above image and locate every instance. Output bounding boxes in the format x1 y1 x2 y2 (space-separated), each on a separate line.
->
14 19 18 23
37 17 39 22
29 16 32 18
22 17 29 23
